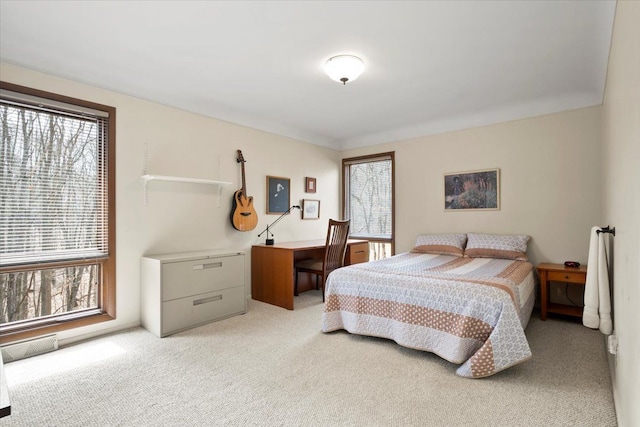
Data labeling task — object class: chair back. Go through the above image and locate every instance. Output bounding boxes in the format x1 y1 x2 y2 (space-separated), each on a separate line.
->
323 219 351 277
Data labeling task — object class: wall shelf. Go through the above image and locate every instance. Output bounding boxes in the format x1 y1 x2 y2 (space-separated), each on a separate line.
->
142 174 231 186
142 144 231 205
142 174 231 205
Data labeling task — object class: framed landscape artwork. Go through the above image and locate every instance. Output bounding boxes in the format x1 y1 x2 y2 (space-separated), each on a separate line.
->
444 168 500 211
266 176 290 214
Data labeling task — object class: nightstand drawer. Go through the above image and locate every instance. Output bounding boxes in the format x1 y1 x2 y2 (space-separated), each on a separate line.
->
548 270 586 284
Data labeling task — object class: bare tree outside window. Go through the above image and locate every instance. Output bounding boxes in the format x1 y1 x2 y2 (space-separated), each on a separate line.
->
343 153 395 260
0 85 114 335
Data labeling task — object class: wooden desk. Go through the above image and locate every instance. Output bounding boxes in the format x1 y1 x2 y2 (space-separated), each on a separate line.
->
251 239 369 310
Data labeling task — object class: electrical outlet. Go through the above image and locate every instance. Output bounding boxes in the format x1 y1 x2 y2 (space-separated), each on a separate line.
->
608 334 618 354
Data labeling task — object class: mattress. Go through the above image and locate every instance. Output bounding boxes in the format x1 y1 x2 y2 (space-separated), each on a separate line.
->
321 252 536 378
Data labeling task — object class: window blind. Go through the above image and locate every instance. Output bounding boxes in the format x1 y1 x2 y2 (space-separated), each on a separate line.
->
0 93 109 266
344 154 393 239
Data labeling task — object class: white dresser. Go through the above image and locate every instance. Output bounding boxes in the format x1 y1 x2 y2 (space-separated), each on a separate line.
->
141 250 246 337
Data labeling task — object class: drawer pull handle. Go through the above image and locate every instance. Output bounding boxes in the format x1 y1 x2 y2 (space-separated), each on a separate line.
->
354 250 366 254
192 262 223 270
565 275 570 279
193 295 222 305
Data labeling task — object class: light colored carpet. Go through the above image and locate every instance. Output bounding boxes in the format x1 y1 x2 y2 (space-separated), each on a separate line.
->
1 291 616 426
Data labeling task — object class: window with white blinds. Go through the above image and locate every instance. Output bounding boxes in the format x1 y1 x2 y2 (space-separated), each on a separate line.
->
343 152 395 259
0 89 109 266
0 82 115 338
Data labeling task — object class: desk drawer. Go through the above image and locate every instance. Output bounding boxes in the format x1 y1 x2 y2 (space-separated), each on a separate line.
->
161 285 245 336
548 270 586 284
347 242 369 265
162 254 244 301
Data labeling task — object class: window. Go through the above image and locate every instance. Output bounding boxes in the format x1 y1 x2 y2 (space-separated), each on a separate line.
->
342 152 394 260
0 82 116 343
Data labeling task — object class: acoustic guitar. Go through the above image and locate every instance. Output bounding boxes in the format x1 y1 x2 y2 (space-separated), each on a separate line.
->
230 150 258 231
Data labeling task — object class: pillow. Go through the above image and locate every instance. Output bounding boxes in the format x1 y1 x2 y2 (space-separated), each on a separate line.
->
464 233 530 261
411 233 467 257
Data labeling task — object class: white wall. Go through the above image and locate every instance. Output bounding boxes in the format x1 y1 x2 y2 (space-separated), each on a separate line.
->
0 62 341 345
601 2 640 426
342 106 603 267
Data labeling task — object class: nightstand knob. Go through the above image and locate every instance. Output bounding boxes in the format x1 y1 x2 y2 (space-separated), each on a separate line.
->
565 275 570 279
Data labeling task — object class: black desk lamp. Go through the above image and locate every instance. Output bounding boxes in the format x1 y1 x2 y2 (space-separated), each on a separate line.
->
258 205 301 245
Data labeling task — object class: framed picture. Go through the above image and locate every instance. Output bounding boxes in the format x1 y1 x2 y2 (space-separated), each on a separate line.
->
444 168 500 211
302 199 320 220
305 177 316 193
266 176 291 214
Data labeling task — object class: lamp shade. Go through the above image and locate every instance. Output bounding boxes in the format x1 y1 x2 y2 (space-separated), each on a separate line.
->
324 55 364 84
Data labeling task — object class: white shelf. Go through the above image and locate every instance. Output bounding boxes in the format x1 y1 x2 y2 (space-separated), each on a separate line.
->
142 174 231 186
142 143 232 205
141 174 231 205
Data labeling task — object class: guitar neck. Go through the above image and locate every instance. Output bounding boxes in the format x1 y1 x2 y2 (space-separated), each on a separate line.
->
240 161 247 194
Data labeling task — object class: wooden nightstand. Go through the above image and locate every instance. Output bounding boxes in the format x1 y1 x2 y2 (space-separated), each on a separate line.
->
536 263 587 320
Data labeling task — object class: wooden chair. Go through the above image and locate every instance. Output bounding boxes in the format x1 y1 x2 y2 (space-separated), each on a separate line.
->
294 219 350 301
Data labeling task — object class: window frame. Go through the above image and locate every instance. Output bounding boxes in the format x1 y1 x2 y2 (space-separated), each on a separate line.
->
342 152 395 257
0 81 116 344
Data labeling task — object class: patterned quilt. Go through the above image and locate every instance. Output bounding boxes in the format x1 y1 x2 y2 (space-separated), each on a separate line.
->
321 253 536 378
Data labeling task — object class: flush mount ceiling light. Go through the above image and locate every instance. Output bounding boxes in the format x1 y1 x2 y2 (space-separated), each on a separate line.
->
324 55 365 85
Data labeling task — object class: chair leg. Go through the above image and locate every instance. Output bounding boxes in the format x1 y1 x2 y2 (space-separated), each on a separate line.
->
321 275 325 302
294 270 299 296
315 274 319 290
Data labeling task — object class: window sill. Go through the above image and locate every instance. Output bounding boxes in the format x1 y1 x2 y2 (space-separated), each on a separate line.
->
0 312 114 345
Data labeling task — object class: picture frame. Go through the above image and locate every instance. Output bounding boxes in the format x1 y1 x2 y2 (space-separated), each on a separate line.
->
444 168 500 211
266 176 291 214
302 199 320 220
305 177 316 193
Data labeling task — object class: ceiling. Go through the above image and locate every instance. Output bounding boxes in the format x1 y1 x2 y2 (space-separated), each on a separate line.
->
0 1 616 151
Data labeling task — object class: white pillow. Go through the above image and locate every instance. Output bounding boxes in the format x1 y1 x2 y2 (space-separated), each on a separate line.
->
464 233 530 261
411 233 467 257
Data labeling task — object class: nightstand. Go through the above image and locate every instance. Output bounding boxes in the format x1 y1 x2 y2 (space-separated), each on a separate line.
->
536 263 587 320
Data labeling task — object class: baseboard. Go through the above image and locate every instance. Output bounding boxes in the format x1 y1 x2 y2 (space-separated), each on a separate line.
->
56 321 141 347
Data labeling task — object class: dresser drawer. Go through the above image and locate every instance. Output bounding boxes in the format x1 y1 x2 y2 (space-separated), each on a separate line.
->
347 242 369 265
161 285 245 336
548 270 586 284
162 254 244 301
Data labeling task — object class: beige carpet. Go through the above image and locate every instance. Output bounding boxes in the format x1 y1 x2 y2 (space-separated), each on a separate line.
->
1 291 616 426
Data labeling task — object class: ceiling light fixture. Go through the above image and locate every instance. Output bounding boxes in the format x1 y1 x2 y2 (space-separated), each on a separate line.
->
324 55 364 85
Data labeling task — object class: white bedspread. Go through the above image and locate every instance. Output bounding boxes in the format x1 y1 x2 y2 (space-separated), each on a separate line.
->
322 253 536 378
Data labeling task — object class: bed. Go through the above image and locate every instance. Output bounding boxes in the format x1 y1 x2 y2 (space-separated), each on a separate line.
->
321 233 536 378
